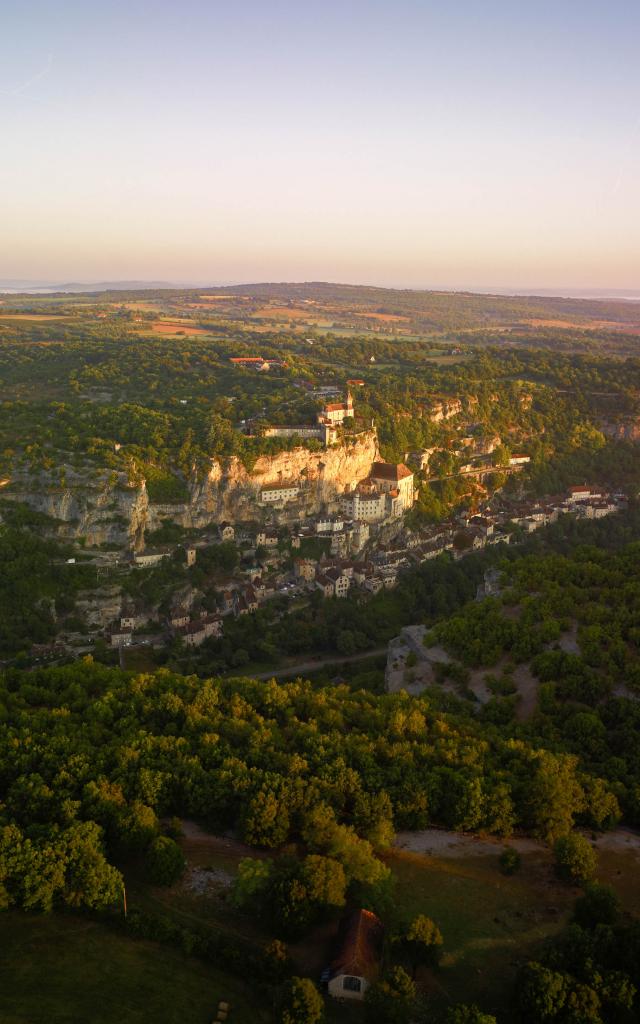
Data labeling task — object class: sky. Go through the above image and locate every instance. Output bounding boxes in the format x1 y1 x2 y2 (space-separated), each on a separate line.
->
1 0 639 292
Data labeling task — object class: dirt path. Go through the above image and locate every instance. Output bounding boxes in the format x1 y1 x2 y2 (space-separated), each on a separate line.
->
179 820 258 857
394 826 640 859
394 829 542 858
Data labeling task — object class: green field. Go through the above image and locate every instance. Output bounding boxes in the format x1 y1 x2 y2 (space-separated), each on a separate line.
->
0 912 269 1024
385 846 575 1016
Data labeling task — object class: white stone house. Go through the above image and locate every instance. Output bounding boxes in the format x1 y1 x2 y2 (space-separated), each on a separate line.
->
259 484 300 505
369 462 415 511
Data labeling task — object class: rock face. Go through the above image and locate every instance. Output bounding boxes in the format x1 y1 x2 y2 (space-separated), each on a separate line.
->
5 430 379 550
427 399 463 423
385 625 448 694
6 467 149 549
601 419 640 443
173 429 379 530
75 587 123 628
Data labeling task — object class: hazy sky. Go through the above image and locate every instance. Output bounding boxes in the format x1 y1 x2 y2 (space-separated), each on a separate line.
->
1 0 639 290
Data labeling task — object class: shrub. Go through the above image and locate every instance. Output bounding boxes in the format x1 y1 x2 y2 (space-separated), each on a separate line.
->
554 833 597 885
444 1006 497 1024
277 977 324 1024
499 847 521 875
573 884 620 929
365 966 416 1024
146 836 186 886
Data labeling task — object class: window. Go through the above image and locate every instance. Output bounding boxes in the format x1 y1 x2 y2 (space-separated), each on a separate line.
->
343 976 362 993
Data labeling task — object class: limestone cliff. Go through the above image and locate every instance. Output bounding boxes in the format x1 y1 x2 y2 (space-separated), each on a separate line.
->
5 430 379 550
166 429 379 531
426 399 463 423
5 466 149 548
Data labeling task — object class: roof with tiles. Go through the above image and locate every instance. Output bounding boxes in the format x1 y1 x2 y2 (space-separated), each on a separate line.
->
329 909 384 982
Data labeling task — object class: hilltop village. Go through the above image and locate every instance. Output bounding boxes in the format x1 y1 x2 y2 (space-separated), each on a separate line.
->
15 382 626 670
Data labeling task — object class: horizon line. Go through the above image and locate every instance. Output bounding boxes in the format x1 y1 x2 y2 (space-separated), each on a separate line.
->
1 278 640 302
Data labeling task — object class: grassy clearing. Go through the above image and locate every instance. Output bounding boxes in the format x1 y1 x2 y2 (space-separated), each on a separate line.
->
125 825 572 1018
383 846 575 1016
5 830 635 1023
382 838 640 1017
0 912 268 1024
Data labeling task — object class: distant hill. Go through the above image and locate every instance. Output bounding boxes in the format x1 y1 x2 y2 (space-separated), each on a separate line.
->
204 281 640 328
0 279 180 294
2 279 639 330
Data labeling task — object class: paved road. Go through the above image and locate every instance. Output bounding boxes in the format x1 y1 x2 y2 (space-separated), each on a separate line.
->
236 645 389 681
431 464 522 481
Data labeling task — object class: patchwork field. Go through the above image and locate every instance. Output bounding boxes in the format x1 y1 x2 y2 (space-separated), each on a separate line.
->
0 313 69 321
252 305 312 319
521 317 640 332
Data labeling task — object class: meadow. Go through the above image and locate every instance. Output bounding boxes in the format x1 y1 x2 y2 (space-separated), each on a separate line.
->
0 912 270 1024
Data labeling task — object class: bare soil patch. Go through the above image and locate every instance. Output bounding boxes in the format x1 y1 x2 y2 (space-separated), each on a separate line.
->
148 320 209 335
395 829 542 858
252 306 310 319
183 865 234 895
0 314 68 321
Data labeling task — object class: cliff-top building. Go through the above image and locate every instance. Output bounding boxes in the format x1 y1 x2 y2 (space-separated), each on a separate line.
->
318 391 354 426
369 462 415 511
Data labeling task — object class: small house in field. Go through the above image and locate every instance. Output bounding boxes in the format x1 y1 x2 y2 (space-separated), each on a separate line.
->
326 908 384 1001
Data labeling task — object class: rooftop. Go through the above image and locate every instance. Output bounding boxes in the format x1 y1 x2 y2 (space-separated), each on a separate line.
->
371 462 413 481
330 909 384 982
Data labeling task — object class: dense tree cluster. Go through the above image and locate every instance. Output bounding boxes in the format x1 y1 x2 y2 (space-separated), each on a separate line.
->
0 502 97 656
428 538 640 823
515 887 639 1023
0 658 621 912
